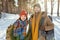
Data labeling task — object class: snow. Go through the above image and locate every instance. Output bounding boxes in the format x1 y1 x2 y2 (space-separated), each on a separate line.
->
0 13 19 40
0 13 60 40
53 16 60 40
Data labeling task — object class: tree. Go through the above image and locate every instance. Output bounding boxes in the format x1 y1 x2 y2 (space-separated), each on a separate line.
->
57 0 59 16
51 0 54 15
0 0 2 18
44 0 47 14
2 0 7 12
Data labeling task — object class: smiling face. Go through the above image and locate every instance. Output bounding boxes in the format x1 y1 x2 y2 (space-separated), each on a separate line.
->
34 6 41 13
20 15 26 21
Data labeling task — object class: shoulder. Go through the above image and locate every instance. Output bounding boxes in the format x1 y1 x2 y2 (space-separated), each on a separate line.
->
14 19 20 25
30 14 34 18
48 16 52 21
46 16 53 24
46 16 50 21
29 14 34 21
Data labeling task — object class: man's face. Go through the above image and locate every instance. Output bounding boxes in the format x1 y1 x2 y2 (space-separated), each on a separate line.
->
34 6 40 13
21 15 26 21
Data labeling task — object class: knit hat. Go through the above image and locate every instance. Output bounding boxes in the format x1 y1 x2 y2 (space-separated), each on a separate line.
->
20 10 27 17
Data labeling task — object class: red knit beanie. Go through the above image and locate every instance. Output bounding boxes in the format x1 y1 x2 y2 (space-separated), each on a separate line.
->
20 10 27 17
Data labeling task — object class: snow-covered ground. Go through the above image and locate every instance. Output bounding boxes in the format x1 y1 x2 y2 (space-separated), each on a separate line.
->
53 17 60 40
0 13 19 40
0 13 60 40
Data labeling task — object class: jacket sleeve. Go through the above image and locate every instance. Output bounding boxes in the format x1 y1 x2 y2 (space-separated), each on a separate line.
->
45 17 54 31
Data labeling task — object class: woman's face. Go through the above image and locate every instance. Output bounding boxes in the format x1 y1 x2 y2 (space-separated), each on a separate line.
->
20 15 26 21
34 6 41 13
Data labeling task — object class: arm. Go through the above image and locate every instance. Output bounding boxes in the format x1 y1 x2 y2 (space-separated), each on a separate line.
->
13 20 19 36
45 17 54 31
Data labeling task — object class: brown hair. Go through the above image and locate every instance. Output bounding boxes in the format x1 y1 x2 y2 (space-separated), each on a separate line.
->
33 4 41 8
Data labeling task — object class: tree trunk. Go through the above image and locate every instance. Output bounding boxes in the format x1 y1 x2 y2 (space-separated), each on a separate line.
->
51 0 53 15
0 0 2 18
2 0 7 12
57 0 59 16
44 0 47 14
6 0 8 13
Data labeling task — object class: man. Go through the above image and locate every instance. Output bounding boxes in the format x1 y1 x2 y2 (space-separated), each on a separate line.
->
29 4 54 40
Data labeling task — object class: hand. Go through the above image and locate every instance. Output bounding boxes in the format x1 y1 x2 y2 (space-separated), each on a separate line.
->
23 32 26 36
13 33 17 36
40 26 45 31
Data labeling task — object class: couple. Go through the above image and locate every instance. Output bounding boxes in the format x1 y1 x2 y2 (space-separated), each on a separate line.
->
13 3 54 40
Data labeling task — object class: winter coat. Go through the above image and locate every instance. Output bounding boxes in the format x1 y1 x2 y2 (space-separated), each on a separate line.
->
29 12 54 40
39 13 54 31
13 19 28 37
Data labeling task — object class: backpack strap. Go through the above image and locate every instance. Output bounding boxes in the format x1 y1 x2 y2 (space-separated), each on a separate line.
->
48 16 52 21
